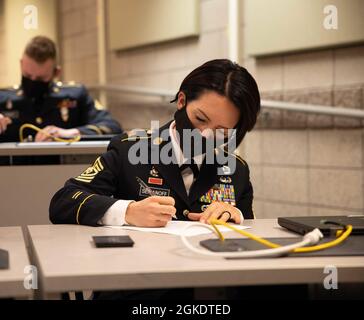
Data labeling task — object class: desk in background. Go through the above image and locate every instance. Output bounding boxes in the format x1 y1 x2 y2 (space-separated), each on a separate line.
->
0 142 108 227
27 219 364 299
0 227 32 299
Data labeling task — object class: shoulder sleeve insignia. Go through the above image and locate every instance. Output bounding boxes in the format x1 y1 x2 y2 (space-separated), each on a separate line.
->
75 157 104 183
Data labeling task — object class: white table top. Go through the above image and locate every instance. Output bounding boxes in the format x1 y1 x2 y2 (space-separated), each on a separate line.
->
27 219 364 295
0 227 32 298
0 142 108 156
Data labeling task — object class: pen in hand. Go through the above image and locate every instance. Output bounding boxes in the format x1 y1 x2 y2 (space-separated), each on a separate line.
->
136 177 177 219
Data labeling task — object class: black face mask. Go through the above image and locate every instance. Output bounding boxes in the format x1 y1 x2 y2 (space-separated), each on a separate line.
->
21 75 51 100
174 107 227 159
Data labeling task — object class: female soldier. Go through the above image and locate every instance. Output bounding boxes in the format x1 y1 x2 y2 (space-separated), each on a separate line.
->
49 59 261 227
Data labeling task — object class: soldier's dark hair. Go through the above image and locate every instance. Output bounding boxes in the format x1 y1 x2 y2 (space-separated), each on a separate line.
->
24 36 57 63
171 59 261 145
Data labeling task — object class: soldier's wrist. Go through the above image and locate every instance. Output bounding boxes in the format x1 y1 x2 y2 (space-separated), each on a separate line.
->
125 201 136 225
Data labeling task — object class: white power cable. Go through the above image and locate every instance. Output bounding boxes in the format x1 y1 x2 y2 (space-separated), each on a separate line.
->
181 223 323 258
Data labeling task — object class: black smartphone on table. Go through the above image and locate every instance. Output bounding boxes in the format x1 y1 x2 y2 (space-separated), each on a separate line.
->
93 235 134 248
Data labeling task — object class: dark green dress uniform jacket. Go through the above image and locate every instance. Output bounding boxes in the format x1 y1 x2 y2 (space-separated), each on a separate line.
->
0 82 122 142
49 121 254 226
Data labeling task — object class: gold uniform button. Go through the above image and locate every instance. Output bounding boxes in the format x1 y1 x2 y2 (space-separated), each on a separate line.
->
183 210 190 218
36 117 43 124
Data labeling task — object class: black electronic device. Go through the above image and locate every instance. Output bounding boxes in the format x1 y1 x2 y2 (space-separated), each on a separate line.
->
93 235 134 248
79 134 116 141
277 216 364 236
0 249 9 269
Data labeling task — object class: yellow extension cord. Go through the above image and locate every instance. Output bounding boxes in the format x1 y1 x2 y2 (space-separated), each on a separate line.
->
210 219 353 253
19 123 81 143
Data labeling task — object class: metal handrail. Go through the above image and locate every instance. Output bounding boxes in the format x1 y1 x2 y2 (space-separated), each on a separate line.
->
88 84 364 119
261 100 364 119
89 84 175 100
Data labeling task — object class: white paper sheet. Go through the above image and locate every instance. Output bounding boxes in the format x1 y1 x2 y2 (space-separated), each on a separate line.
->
106 221 250 237
17 142 70 147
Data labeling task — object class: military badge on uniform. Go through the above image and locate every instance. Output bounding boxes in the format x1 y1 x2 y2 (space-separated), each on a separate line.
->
148 177 163 186
221 165 231 175
75 157 104 183
139 185 170 197
136 176 170 198
219 176 232 184
200 184 236 206
148 167 163 185
150 167 160 177
58 99 77 122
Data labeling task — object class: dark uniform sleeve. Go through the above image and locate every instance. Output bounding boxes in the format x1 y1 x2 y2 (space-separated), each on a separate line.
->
75 86 122 135
49 137 123 226
236 162 254 219
0 89 20 143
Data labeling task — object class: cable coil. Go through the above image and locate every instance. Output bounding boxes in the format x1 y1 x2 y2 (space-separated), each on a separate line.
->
19 123 81 143
181 219 353 258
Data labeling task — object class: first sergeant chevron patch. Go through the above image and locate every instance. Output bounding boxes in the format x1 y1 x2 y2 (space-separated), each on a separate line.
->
75 157 104 183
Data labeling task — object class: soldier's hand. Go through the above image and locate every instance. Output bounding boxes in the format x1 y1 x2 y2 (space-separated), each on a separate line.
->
187 202 242 225
35 126 80 142
125 196 176 227
0 113 12 135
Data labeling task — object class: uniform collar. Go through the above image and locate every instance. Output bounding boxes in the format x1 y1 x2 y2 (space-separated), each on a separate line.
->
169 121 205 169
